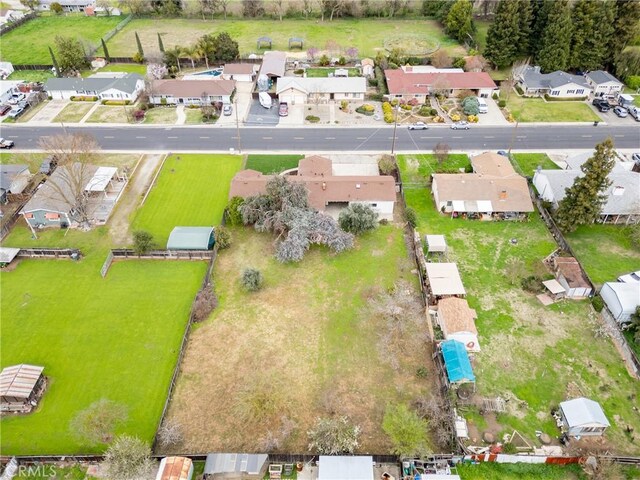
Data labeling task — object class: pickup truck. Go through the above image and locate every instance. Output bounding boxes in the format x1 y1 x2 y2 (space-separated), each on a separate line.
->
0 138 15 149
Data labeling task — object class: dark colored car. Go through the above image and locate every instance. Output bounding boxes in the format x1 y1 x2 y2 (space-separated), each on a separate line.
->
39 157 58 175
278 102 289 117
0 105 11 116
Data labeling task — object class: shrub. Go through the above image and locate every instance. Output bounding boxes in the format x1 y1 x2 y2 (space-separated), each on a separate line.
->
241 268 263 292
383 112 394 123
388 62 398 69
355 104 375 115
626 75 640 90
307 416 360 455
160 97 167 106
102 435 154 480
102 100 132 106
214 226 231 249
294 68 305 75
521 275 544 294
375 66 388 94
401 103 412 111
340 99 348 111
498 99 507 108
408 97 419 106
132 52 144 64
404 207 417 228
452 57 466 69
71 96 98 102
133 230 155 255
492 92 499 100
418 106 431 116
378 154 396 175
192 286 218 323
306 115 320 123
450 113 461 121
368 78 378 87
132 110 145 122
382 403 430 457
338 56 347 66
318 54 330 66
628 224 640 251
226 196 245 226
515 85 524 95
339 203 378 235
461 96 479 115
467 114 478 123
591 295 604 312
382 101 393 114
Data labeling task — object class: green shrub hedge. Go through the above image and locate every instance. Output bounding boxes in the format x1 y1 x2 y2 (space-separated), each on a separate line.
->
355 104 375 115
71 96 98 102
101 99 132 106
543 94 588 102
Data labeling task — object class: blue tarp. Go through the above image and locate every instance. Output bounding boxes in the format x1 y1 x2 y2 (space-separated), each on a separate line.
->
441 339 475 384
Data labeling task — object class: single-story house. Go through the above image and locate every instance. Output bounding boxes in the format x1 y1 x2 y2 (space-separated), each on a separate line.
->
0 80 23 104
436 297 480 352
85 5 121 15
600 282 640 323
552 257 592 298
514 65 592 98
38 0 94 12
559 397 610 437
222 63 256 82
0 164 32 203
385 66 497 101
156 457 193 480
149 79 235 106
0 364 46 413
585 70 624 98
439 339 476 387
229 155 396 221
44 73 144 101
425 263 466 298
318 456 373 480
361 58 374 78
432 152 534 217
203 453 268 479
259 51 287 79
276 77 366 105
167 226 215 251
0 61 14 79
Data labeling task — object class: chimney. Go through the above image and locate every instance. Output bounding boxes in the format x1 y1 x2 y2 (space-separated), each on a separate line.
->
499 190 508 200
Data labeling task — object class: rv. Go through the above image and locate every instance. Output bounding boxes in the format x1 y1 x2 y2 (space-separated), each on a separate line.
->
259 92 272 109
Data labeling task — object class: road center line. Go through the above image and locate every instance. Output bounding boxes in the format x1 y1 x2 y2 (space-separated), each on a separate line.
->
262 137 272 140
294 137 304 140
135 136 146 139
516 135 527 138
614 135 625 138
199 136 210 139
167 136 178 139
452 136 463 139
8 135 18 138
103 136 114 139
484 136 495 138
325 137 336 140
421 136 443 139
581 135 592 138
356 137 367 140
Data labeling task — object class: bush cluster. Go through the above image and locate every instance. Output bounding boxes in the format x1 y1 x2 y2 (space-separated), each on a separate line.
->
450 113 461 121
382 101 395 123
101 100 132 106
498 99 507 108
355 104 375 116
70 96 98 102
374 66 388 94
466 114 479 123
306 115 320 123
294 68 304 75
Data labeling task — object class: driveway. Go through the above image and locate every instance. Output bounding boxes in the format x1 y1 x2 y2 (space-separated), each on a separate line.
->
593 105 637 125
478 97 509 126
245 99 279 126
28 100 69 123
278 104 305 126
218 81 252 126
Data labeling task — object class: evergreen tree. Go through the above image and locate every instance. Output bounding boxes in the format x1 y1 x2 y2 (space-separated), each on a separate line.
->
157 33 164 53
536 0 572 72
485 0 520 68
612 0 640 57
444 0 475 43
517 0 533 57
570 0 615 71
101 38 110 62
530 0 552 57
555 138 616 233
135 32 144 58
49 46 61 78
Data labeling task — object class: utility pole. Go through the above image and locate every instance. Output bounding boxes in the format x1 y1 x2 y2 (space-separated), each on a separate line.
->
391 104 399 155
507 120 519 157
234 97 242 153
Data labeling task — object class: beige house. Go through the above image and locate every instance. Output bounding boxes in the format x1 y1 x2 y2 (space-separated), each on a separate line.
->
361 58 375 78
276 77 366 105
222 63 256 82
436 297 480 352
149 79 235 105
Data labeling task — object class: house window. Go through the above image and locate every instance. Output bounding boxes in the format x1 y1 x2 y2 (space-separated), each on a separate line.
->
45 213 60 221
24 213 33 219
566 90 575 94
370 203 377 207
551 90 560 96
576 89 584 94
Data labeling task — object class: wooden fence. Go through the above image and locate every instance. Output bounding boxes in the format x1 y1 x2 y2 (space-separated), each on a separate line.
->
18 248 81 259
100 248 213 277
0 12 36 36
601 307 640 379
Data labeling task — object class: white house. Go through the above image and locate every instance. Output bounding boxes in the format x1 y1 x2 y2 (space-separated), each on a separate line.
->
276 77 366 105
44 74 144 101
515 65 592 98
585 70 624 98
38 0 94 12
0 9 24 25
559 397 610 437
149 79 235 106
436 297 480 352
222 63 256 82
0 80 23 104
600 282 640 323
318 456 373 480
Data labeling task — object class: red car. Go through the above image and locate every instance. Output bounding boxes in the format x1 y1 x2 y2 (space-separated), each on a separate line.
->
278 102 288 117
0 105 11 116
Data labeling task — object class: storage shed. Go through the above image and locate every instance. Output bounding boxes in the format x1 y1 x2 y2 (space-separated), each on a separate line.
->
439 339 475 386
156 457 193 480
167 227 215 251
0 364 45 413
425 235 447 253
436 297 480 352
600 282 640 323
318 456 374 480
0 247 20 265
203 453 268 479
553 257 592 298
425 263 466 297
559 397 610 437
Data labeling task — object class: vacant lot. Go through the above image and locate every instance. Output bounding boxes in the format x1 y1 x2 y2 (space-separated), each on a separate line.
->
0 16 122 64
398 153 471 182
398 155 640 454
132 154 242 246
52 102 95 123
505 96 600 123
245 154 304 173
566 225 640 286
511 153 559 177
0 226 206 455
107 18 465 58
163 225 433 453
0 152 139 174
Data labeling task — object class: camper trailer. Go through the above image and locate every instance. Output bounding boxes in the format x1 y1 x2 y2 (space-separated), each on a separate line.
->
259 92 272 109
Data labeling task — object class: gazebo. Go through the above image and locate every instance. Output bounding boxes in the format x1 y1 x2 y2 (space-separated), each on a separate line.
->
288 37 304 49
257 36 272 49
0 364 46 413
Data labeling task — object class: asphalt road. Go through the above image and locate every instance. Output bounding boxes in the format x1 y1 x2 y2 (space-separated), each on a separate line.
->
1 124 638 152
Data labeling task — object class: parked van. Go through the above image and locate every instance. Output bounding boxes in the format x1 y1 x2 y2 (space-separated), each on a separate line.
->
477 97 488 114
628 106 640 121
259 92 272 109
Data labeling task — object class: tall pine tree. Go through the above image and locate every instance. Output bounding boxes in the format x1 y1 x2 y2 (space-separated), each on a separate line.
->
445 0 475 44
613 0 640 57
485 0 520 68
555 138 616 233
157 33 165 53
517 0 533 57
49 46 61 78
536 0 572 72
530 0 552 56
135 31 144 58
569 0 615 71
101 38 110 62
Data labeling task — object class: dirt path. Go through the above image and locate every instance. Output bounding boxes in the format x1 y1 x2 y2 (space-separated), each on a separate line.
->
109 154 165 246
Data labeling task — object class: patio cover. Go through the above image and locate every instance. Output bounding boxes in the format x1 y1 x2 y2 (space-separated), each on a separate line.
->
425 263 466 295
476 200 493 212
441 339 475 384
318 456 373 480
0 247 20 264
0 364 44 399
543 279 565 295
452 200 465 211
85 166 117 192
426 234 447 253
559 397 610 428
167 226 214 250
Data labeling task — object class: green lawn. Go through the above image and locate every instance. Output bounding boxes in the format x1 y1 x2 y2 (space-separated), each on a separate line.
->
143 107 177 124
52 102 96 123
305 68 361 77
131 154 242 246
474 19 491 53
0 152 138 174
397 153 471 184
634 95 640 107
86 105 135 123
0 226 206 455
398 156 640 454
458 462 587 480
97 63 147 75
8 69 55 83
505 96 600 122
0 16 122 64
511 153 560 177
245 154 304 174
565 225 640 286
106 18 466 58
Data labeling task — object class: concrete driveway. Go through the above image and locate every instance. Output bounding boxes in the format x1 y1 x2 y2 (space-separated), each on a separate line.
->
278 104 305 126
217 81 252 126
593 105 638 125
28 100 69 123
478 97 509 125
245 99 279 125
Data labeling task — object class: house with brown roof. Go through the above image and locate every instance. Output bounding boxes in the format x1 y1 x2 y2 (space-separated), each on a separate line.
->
432 152 534 218
385 66 497 101
229 155 396 220
552 257 593 298
436 297 480 352
222 63 256 82
149 79 236 106
156 457 193 480
259 51 287 79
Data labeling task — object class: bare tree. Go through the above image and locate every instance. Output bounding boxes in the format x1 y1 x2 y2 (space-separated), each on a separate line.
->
270 0 285 20
430 50 452 68
433 142 450 166
430 76 451 97
157 418 184 448
103 435 155 480
464 55 488 72
302 0 314 19
39 133 100 227
96 0 112 15
70 399 128 445
387 0 407 18
218 0 230 19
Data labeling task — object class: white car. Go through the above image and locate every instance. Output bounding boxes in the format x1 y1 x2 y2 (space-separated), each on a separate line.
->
618 270 640 283
450 121 470 130
613 106 628 118
408 122 428 130
222 104 232 116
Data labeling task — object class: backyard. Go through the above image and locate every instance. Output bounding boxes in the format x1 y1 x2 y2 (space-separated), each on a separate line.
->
0 16 122 64
245 154 304 173
131 154 242 246
503 96 600 123
511 153 560 177
105 18 466 58
0 226 206 454
162 225 434 453
398 154 640 455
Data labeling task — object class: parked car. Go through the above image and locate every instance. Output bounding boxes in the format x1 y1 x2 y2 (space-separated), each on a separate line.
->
222 104 232 116
618 270 640 283
8 107 24 119
497 150 509 157
632 153 640 163
0 137 14 149
278 102 289 117
450 121 470 130
628 106 640 121
408 122 428 130
7 93 25 105
592 98 610 112
39 157 57 175
613 106 628 117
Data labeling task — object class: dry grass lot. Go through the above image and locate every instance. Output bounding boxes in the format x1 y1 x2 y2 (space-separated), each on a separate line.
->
52 102 96 123
144 107 177 124
86 105 135 123
164 225 434 453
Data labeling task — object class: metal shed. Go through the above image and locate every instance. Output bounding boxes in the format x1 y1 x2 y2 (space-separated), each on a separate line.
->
425 235 447 253
0 364 45 413
440 340 475 385
318 456 374 480
559 397 610 437
166 227 215 251
257 36 272 49
600 282 640 323
203 453 268 479
288 37 304 49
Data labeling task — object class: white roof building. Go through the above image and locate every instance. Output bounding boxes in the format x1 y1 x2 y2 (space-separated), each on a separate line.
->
600 282 640 323
318 456 373 480
425 263 466 296
559 397 610 437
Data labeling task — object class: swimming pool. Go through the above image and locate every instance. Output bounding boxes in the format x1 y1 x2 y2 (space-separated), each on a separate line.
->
192 68 223 77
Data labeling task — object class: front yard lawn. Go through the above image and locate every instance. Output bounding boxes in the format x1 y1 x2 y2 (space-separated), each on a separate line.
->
511 153 560 177
397 153 471 183
245 154 304 173
131 154 242 246
505 96 600 123
86 105 135 124
15 101 50 123
143 107 177 124
52 102 95 123
305 68 361 77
